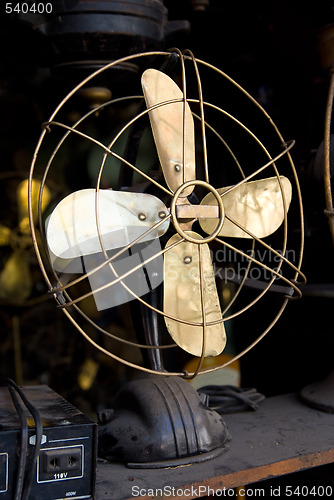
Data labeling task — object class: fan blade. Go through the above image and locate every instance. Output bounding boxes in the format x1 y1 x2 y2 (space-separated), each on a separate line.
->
199 176 292 238
141 68 195 197
46 189 170 260
164 231 226 357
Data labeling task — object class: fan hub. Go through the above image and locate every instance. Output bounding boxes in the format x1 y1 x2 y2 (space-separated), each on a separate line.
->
171 180 225 244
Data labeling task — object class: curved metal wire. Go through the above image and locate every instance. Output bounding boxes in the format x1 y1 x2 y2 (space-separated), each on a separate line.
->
29 49 305 377
324 70 334 246
42 109 301 283
43 116 304 319
195 55 305 285
184 49 210 183
40 102 252 335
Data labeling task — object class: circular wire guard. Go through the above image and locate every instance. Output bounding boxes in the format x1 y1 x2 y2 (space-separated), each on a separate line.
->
28 50 306 378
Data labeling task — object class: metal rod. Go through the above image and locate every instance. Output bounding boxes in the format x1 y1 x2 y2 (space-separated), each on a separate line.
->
324 70 334 246
185 49 210 183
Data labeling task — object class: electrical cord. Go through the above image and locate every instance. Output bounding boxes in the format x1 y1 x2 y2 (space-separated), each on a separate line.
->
2 379 43 500
198 385 266 414
5 383 28 500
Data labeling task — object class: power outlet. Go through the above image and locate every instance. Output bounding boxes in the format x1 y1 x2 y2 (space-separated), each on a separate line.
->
38 446 83 483
0 453 8 493
1 385 96 499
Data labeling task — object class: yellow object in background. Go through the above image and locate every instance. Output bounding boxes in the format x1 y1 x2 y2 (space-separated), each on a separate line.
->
0 252 32 303
0 224 11 246
78 358 99 391
184 353 241 390
17 179 51 234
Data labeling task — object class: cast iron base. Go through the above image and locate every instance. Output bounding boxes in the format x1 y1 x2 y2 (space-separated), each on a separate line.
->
97 374 230 468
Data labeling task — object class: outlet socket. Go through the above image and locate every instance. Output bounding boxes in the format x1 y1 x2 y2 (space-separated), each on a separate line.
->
38 446 83 482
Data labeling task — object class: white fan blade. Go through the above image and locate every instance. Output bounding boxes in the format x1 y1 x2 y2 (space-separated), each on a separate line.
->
141 68 195 197
164 231 226 357
46 189 170 260
199 176 292 238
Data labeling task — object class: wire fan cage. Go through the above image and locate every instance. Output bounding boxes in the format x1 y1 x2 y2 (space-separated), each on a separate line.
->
28 50 306 379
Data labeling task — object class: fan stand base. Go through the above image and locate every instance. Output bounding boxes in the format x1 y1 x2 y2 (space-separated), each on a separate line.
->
97 374 230 468
127 444 229 469
300 369 334 413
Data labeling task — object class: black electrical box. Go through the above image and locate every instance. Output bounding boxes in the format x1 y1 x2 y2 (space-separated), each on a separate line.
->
0 385 97 499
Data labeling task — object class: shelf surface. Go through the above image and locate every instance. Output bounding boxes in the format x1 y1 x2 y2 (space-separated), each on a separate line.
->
95 392 334 499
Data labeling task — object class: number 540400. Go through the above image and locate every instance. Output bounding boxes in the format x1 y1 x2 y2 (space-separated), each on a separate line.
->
5 3 53 14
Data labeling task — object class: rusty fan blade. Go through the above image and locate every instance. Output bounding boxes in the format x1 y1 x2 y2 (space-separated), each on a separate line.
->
199 176 292 238
164 231 226 357
141 68 195 197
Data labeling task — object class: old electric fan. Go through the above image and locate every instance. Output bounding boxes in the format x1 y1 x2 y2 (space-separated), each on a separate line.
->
29 49 305 466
